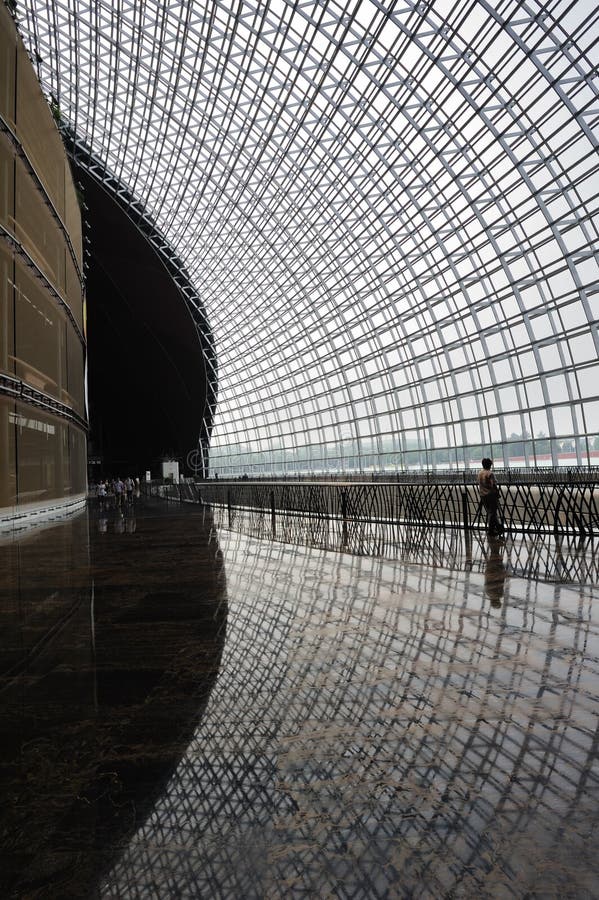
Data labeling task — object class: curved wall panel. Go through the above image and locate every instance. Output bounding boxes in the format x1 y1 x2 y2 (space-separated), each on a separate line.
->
19 0 599 475
0 1 86 519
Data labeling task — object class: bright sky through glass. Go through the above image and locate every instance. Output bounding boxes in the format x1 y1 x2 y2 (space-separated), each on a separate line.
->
20 0 599 472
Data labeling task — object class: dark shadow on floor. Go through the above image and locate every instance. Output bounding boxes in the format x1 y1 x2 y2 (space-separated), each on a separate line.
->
0 499 227 898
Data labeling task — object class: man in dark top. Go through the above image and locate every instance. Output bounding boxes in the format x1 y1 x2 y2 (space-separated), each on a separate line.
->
477 458 503 537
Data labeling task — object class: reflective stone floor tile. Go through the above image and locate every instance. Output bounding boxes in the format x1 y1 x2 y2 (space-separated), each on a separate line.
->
1 501 598 898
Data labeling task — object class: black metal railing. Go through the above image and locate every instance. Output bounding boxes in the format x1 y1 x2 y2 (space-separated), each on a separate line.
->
150 478 599 537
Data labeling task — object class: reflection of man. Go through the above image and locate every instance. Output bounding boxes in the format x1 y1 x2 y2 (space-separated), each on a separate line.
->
477 458 503 537
484 536 507 608
125 514 137 534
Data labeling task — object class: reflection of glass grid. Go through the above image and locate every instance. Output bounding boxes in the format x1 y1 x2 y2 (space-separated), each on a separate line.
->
209 504 599 585
101 530 599 897
20 1 599 474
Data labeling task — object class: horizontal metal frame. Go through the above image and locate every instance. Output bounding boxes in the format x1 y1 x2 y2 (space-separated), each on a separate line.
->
0 113 85 291
200 467 599 485
0 371 88 432
0 223 86 348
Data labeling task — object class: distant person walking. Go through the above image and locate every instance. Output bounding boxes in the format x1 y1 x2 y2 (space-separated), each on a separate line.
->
478 458 503 537
114 477 125 507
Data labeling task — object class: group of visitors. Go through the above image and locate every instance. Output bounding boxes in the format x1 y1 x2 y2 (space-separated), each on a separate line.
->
95 476 140 506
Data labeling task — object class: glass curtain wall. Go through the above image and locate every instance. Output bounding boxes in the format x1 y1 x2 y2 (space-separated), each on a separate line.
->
19 0 599 475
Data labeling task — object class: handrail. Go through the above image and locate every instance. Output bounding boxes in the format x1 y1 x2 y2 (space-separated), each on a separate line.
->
192 467 599 485
149 478 599 537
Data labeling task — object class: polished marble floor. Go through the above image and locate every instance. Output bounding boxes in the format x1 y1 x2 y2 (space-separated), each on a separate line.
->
1 499 598 898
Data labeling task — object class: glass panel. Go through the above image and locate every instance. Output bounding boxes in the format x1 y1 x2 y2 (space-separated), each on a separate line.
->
14 259 63 399
0 241 14 375
68 424 87 495
65 253 83 329
13 400 61 505
64 178 83 268
0 135 15 233
14 160 65 290
0 4 16 127
0 396 17 509
15 40 66 218
66 319 85 416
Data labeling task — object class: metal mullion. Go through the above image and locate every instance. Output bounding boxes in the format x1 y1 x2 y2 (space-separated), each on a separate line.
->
187 0 364 260
185 2 324 252
157 3 198 160
188 8 277 217
169 13 260 246
86 0 103 156
69 1 84 145
124 0 171 203
46 0 62 108
192 196 357 350
480 0 598 150
100 0 125 173
112 1 145 192
137 7 215 211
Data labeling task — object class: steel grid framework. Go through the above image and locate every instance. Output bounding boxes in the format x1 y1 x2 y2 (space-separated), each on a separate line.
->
17 0 599 474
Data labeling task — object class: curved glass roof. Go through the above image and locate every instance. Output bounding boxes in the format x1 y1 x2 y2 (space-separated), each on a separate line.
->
19 0 599 473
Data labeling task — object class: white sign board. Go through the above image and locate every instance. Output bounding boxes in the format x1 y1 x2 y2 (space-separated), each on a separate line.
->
161 460 179 482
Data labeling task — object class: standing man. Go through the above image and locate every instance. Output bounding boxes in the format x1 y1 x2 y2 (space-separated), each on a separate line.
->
114 476 125 508
478 458 503 537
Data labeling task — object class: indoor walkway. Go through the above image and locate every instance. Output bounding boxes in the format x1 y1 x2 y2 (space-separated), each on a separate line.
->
1 499 598 898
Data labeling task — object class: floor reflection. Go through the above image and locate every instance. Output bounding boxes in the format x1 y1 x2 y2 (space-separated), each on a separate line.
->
0 501 227 898
101 523 599 898
215 504 598 587
483 536 508 608
2 501 599 898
